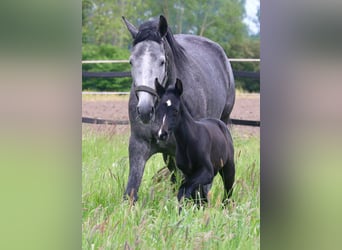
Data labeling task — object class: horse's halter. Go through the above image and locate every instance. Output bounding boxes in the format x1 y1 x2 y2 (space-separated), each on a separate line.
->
134 38 168 103
134 84 159 101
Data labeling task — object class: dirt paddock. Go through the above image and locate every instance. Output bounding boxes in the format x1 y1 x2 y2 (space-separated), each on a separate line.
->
82 93 260 137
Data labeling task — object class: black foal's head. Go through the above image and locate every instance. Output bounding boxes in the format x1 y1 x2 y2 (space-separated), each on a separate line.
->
155 78 183 141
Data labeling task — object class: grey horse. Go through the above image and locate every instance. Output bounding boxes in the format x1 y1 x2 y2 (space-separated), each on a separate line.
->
122 15 235 202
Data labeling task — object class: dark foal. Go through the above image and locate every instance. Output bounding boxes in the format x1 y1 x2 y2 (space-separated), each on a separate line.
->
155 79 235 205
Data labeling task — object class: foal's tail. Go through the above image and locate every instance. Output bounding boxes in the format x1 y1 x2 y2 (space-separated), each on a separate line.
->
217 121 232 142
220 157 235 202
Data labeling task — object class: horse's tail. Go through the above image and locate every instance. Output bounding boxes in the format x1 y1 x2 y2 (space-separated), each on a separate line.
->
220 55 235 124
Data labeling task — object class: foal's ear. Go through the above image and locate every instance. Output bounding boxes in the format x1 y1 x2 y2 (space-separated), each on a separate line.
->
122 16 138 39
158 15 168 38
175 78 183 96
155 78 165 97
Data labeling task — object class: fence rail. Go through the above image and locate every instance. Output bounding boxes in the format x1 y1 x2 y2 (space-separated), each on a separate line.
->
82 70 260 80
82 117 260 127
82 59 260 64
82 59 260 127
82 58 260 79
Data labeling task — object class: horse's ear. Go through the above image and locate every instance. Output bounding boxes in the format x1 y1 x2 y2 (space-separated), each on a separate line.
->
158 15 168 38
122 16 138 39
175 78 183 96
155 78 165 97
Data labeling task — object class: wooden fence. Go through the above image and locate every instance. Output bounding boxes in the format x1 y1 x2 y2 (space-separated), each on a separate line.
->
82 59 260 127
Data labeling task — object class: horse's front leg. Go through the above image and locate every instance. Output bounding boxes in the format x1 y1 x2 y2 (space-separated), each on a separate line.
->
124 135 152 202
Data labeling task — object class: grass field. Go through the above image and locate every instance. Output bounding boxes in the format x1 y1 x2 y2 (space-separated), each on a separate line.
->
82 129 259 249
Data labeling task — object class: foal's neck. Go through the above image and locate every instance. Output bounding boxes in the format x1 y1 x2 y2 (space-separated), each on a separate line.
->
175 99 196 141
181 98 195 122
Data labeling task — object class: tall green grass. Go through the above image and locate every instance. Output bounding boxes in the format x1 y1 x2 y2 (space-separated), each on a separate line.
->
82 131 259 249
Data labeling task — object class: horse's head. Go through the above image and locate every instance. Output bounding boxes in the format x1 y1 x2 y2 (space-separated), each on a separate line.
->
155 78 183 141
123 15 169 124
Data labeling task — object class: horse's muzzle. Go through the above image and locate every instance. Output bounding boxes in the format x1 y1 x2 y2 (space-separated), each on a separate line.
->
137 105 155 124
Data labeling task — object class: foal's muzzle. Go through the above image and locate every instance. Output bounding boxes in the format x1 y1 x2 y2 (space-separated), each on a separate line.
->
158 129 168 141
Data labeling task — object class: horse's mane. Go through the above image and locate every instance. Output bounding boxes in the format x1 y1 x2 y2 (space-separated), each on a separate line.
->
133 20 162 45
133 18 187 64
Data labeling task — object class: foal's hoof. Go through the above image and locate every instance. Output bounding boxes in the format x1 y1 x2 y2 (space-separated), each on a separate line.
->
123 192 138 205
222 198 235 208
178 205 183 215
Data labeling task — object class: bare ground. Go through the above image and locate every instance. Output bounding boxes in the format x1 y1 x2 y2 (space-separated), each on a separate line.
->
82 93 260 137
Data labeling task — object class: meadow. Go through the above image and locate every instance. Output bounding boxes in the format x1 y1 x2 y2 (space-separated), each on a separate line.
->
82 128 259 249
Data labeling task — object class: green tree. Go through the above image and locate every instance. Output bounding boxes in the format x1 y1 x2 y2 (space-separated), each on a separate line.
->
143 0 247 49
82 0 150 47
82 0 260 92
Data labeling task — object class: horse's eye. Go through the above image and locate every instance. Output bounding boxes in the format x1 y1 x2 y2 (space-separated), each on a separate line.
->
129 60 133 66
160 60 165 66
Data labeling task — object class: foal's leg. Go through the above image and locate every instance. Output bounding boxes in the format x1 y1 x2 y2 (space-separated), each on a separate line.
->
162 153 177 183
177 173 212 214
177 182 187 202
182 163 215 200
190 183 212 203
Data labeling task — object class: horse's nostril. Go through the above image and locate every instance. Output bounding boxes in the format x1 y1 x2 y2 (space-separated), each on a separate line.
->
150 107 155 119
136 106 140 115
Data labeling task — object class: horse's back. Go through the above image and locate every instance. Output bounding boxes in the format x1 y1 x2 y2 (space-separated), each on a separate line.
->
175 35 227 61
175 34 231 75
175 34 235 122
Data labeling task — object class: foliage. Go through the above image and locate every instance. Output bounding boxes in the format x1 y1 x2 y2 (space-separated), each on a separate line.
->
82 0 150 46
82 44 132 91
82 130 260 249
82 0 260 92
232 37 260 92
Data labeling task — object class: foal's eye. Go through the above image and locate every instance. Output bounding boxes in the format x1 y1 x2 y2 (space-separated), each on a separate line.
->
160 60 165 66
